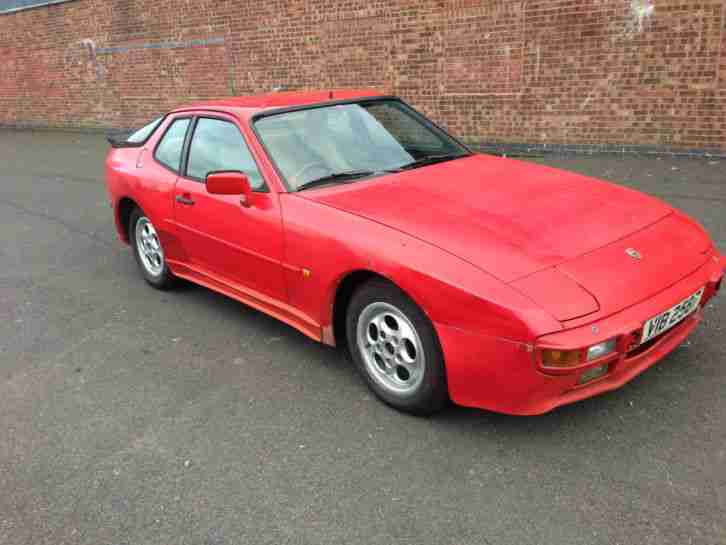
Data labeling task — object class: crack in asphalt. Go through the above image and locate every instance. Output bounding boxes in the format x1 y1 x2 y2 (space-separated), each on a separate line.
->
1 172 104 186
653 193 726 204
0 198 116 249
35 173 104 186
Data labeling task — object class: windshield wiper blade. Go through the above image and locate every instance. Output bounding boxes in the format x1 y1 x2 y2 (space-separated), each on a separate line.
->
395 153 468 171
296 170 380 191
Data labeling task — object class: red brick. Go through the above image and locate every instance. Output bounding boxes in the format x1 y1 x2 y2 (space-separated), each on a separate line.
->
0 0 724 152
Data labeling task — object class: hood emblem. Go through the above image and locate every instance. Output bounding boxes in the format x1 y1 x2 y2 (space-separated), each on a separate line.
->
626 248 642 260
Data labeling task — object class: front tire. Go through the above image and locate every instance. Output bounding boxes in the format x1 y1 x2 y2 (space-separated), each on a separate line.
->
129 207 176 290
346 279 448 415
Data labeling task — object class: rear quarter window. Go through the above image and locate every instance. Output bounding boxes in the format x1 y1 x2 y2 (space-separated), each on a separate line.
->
127 117 164 144
154 118 191 172
107 116 165 148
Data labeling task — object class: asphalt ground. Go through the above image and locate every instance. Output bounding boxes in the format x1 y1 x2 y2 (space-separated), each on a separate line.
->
1 129 725 545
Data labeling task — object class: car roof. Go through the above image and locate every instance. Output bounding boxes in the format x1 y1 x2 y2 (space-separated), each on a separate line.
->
172 89 386 117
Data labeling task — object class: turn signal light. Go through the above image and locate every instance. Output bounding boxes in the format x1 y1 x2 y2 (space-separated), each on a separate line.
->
541 349 581 367
540 337 619 370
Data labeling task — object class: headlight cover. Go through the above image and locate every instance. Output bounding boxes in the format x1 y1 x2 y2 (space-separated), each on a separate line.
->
586 338 617 362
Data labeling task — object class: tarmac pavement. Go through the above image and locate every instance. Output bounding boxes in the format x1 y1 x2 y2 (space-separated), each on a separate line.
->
1 129 725 545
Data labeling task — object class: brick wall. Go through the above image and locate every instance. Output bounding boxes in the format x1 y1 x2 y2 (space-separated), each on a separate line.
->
1 0 725 153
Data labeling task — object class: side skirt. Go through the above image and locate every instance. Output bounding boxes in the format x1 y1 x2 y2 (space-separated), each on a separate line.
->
167 260 323 343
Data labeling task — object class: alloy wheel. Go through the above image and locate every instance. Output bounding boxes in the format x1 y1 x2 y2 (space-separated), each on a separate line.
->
135 216 164 277
356 301 425 395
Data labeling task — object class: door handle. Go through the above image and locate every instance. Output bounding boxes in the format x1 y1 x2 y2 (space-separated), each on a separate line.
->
176 195 195 206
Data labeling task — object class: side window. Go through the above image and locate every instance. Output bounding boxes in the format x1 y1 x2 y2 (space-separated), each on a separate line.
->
154 118 191 172
187 118 264 190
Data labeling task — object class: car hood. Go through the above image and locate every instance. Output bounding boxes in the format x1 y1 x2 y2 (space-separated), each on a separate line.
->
304 154 673 284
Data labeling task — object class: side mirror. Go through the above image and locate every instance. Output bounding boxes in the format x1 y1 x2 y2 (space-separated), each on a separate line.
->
206 171 254 207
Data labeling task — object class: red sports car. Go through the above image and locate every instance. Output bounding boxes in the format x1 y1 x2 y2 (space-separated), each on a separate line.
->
106 90 725 415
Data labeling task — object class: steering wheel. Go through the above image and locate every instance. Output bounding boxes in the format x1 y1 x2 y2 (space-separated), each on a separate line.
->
291 162 330 187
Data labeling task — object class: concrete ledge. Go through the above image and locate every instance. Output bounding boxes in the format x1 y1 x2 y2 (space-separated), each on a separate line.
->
0 123 124 134
470 141 726 159
2 123 725 158
0 0 78 16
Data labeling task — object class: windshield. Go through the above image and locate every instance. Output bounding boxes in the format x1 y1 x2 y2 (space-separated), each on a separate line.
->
254 100 470 191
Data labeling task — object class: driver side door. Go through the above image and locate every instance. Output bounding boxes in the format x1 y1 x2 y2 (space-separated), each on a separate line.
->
172 114 287 304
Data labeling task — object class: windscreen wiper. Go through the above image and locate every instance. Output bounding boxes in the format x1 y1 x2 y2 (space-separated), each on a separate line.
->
394 153 469 171
296 169 382 192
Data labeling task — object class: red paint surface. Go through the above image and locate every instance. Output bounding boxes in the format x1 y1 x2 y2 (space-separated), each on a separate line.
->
106 92 726 415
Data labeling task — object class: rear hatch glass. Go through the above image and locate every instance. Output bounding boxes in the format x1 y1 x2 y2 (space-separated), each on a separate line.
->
107 116 163 148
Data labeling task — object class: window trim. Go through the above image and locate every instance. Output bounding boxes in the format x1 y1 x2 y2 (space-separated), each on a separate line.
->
152 116 193 175
181 115 269 193
250 96 472 192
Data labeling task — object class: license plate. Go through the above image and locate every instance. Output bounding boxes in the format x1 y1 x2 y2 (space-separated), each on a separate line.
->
641 287 705 344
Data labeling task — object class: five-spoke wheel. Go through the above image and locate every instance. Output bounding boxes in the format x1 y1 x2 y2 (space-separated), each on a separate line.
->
135 217 164 276
129 207 175 289
347 279 448 415
357 302 425 395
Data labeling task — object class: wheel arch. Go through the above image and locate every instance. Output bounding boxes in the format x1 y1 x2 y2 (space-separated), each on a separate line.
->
116 196 139 244
330 269 428 352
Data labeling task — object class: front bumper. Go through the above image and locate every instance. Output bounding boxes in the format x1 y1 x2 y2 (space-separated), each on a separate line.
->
437 251 725 415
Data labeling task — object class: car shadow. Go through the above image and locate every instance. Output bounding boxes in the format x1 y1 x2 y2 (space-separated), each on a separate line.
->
431 350 695 442
160 275 707 443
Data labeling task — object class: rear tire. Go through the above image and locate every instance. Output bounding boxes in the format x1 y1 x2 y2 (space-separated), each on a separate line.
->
346 279 449 416
129 207 176 290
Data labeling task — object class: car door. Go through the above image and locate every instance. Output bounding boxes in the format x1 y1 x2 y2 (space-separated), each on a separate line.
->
172 114 287 304
144 114 193 264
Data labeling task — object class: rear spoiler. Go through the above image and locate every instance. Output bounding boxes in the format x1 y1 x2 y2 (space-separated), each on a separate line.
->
106 133 143 148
